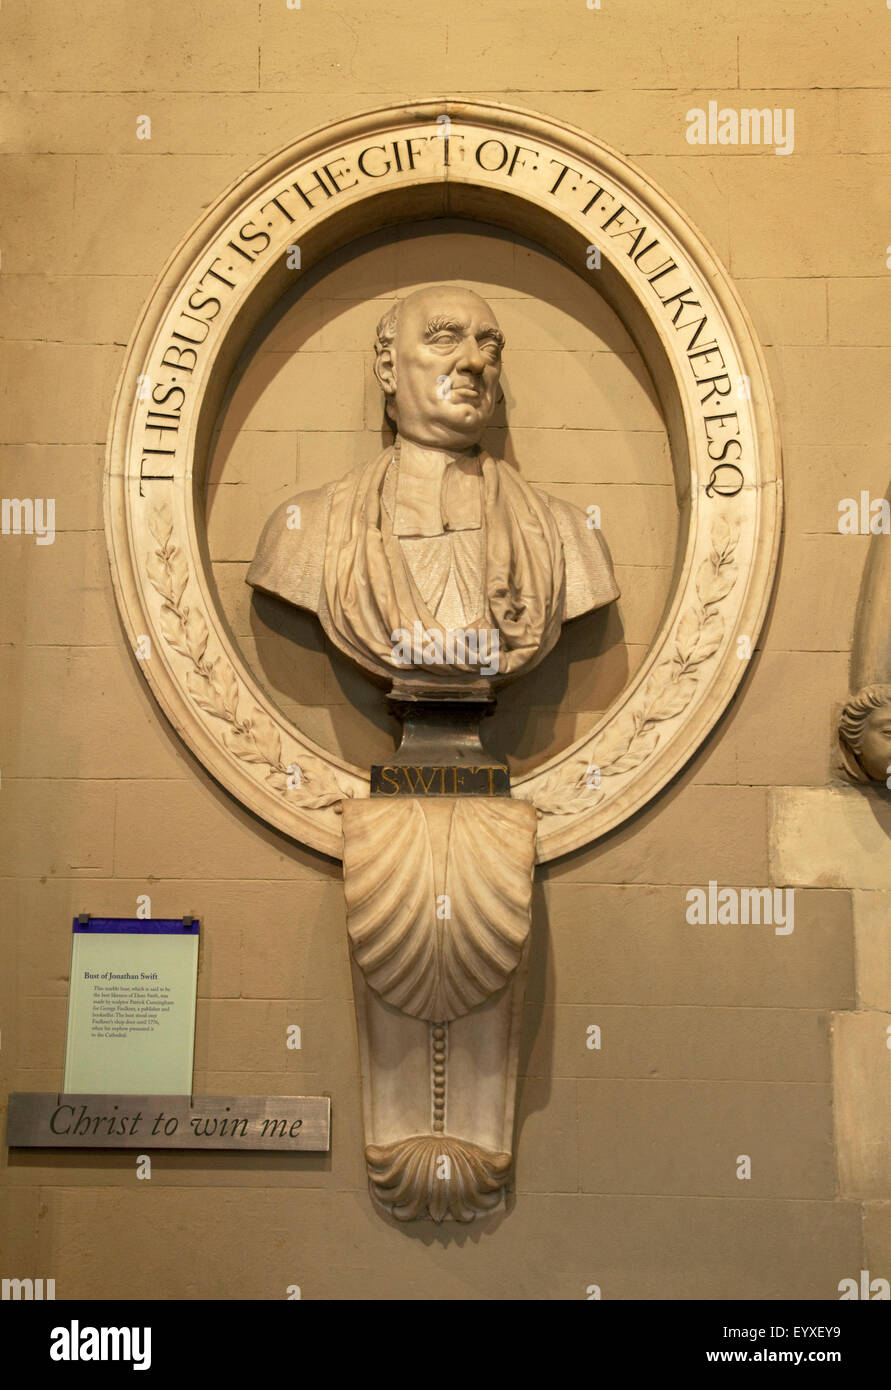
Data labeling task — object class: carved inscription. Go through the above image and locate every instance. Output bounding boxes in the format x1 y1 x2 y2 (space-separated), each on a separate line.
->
135 127 747 503
370 764 510 797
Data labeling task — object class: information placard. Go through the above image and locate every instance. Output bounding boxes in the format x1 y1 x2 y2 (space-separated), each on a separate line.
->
63 919 199 1095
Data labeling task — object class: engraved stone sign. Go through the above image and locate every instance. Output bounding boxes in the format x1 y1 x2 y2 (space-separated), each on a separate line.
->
7 1093 330 1151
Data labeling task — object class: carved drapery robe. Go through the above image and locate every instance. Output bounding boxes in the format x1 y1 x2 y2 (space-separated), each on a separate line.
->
247 438 619 684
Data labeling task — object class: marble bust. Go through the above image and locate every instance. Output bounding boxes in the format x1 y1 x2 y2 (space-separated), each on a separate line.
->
247 285 619 687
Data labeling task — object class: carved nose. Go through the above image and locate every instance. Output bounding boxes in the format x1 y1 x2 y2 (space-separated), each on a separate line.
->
458 344 486 374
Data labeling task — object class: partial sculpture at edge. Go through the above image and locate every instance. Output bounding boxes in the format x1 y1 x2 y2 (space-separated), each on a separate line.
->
839 483 891 787
839 685 891 785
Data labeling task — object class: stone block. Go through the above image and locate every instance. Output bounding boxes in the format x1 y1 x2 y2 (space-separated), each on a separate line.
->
0 644 187 780
739 4 891 87
229 349 366 433
70 154 245 275
772 346 891 447
505 349 665 433
864 1202 891 1282
771 787 891 890
764 533 867 652
296 430 389 487
497 88 838 159
853 891 891 1010
578 1077 835 1198
833 1009 891 1199
113 778 339 882
0 157 77 274
721 156 891 278
0 342 122 445
532 883 855 1010
0 274 155 346
0 1186 45 1279
505 426 671 488
443 6 738 92
0 530 126 647
838 91 891 153
829 278 891 347
0 0 260 92
523 1003 831 1083
737 277 828 347
546 482 677 568
782 444 890 536
545 783 770 886
513 1076 579 1194
0 780 114 878
729 650 849 786
0 446 105 531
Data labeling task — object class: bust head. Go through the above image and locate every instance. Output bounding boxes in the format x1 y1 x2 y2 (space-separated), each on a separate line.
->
373 286 504 451
838 683 891 783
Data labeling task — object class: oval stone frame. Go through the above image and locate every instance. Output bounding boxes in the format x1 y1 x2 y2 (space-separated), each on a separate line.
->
105 100 781 864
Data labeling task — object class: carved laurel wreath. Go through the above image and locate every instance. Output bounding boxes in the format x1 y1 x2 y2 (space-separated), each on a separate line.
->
145 501 351 811
518 516 740 816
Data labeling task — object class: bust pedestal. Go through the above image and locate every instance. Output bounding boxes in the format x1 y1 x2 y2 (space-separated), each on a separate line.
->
341 696 537 1221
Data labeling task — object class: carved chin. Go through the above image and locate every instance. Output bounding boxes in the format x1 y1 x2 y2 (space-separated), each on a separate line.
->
859 748 891 782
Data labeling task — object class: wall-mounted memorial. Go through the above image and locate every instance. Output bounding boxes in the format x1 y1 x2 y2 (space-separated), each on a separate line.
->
103 101 782 1221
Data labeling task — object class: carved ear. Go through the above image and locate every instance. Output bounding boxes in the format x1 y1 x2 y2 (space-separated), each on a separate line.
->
373 347 397 400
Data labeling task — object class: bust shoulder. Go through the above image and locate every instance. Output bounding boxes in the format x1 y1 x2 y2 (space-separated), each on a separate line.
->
531 486 621 620
246 481 333 613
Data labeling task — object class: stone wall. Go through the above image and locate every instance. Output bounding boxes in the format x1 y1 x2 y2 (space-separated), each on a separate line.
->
1 0 889 1299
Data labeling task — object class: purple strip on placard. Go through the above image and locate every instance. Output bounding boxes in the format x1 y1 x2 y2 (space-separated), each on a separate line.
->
72 918 199 935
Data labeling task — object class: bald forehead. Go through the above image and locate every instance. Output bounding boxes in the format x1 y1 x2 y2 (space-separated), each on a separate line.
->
397 286 502 340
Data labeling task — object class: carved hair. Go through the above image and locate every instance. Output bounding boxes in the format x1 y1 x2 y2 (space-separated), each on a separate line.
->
838 682 891 780
374 303 401 357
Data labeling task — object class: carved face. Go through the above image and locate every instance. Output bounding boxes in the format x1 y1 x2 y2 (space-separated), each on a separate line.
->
858 704 891 782
380 286 504 450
